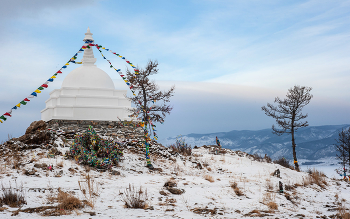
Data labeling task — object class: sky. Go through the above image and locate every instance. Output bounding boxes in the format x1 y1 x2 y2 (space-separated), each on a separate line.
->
0 0 349 144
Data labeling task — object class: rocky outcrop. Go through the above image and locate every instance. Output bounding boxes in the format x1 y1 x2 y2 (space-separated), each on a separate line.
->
15 121 51 145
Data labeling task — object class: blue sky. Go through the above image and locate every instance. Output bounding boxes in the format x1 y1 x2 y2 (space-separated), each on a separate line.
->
0 0 349 143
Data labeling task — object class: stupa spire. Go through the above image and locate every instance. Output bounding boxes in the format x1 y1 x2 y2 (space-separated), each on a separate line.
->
81 27 96 66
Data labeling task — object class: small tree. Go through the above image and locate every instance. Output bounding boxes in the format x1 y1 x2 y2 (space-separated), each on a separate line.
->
334 128 350 178
126 60 175 125
126 60 174 168
262 85 313 171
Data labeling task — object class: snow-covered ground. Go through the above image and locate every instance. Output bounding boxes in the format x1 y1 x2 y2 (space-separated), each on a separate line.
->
0 143 349 218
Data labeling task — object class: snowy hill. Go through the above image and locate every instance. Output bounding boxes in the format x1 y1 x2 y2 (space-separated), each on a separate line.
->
162 124 350 161
0 133 349 218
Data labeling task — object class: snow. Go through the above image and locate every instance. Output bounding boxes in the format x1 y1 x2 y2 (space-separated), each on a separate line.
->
0 144 349 218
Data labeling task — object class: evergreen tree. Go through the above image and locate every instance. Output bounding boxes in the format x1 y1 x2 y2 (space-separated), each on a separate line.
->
262 85 313 171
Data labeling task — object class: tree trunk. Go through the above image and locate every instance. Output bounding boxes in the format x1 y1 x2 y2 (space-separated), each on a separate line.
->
291 112 299 171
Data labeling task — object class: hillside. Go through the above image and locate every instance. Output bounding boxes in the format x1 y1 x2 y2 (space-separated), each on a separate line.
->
0 123 349 218
162 124 350 161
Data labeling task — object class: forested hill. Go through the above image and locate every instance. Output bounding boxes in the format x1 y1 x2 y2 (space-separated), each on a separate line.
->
162 124 350 160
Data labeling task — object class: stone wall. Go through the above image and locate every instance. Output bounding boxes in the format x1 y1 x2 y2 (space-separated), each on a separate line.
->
46 120 145 142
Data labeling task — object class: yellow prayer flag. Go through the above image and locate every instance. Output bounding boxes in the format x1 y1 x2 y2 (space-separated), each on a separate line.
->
16 103 21 107
35 89 41 93
51 76 56 79
124 80 128 83
65 63 69 66
133 93 136 96
0 120 3 123
102 47 105 49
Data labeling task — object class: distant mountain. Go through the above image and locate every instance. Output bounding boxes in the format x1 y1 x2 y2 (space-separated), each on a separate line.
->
162 124 350 161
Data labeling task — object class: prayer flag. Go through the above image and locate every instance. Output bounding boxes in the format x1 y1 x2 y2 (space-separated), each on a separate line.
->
38 87 44 90
57 70 62 74
4 113 11 117
31 92 37 96
51 76 56 79
62 66 67 68
24 98 30 102
0 115 6 121
47 78 54 82
20 101 27 105
35 89 41 93
12 106 17 110
41 84 48 88
16 103 21 107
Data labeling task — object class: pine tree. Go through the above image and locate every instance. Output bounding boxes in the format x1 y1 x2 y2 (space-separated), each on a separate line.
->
262 85 313 171
335 128 350 177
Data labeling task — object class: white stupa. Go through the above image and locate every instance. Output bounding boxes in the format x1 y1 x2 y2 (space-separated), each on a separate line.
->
41 28 133 121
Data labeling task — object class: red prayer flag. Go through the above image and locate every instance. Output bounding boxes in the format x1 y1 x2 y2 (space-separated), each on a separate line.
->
4 112 11 117
24 98 30 102
56 70 62 74
41 84 48 88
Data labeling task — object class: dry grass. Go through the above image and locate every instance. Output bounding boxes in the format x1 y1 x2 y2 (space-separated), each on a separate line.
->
230 181 244 196
304 168 328 188
121 184 148 209
204 175 215 183
262 192 278 211
78 174 99 208
0 181 26 207
265 178 274 191
56 160 64 168
45 188 83 216
335 194 350 219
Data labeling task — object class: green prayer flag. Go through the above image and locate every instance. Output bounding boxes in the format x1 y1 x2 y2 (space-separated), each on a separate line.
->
20 101 27 105
54 73 57 76
0 115 7 121
87 45 90 49
38 87 44 90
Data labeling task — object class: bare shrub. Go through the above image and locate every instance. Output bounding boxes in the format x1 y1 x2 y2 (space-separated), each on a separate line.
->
273 157 292 169
121 184 148 209
78 174 99 208
284 184 294 191
252 153 263 162
265 179 273 191
169 136 191 156
0 181 26 207
56 189 83 211
304 168 327 188
230 182 244 196
45 188 83 216
262 192 277 211
204 175 214 183
335 194 350 219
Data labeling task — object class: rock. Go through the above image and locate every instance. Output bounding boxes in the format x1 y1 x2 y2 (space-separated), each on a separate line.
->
159 191 167 196
110 170 121 175
166 187 185 195
164 181 177 188
25 120 47 134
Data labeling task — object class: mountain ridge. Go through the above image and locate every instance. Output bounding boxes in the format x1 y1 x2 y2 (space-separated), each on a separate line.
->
162 124 350 160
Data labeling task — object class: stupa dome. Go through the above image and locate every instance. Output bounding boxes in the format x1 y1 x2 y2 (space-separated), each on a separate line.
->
61 27 115 90
61 65 115 89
